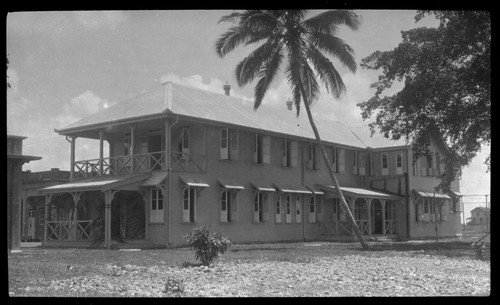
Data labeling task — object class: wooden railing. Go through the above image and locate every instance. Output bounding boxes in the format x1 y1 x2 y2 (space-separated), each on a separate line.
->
384 220 397 235
46 220 92 241
73 150 205 179
323 220 370 236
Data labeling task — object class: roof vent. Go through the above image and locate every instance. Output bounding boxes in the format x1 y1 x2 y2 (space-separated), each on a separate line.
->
286 100 293 111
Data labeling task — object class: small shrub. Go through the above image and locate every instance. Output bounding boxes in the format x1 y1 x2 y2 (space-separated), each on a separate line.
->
185 226 231 266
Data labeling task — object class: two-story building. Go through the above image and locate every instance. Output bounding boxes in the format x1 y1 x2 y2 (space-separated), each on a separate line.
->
467 207 490 232
39 82 463 249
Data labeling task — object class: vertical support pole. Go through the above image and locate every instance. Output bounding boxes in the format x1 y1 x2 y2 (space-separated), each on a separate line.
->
349 196 356 236
104 190 113 250
70 136 76 180
44 194 51 242
381 199 386 235
130 125 135 173
71 192 81 240
366 198 372 235
99 129 104 176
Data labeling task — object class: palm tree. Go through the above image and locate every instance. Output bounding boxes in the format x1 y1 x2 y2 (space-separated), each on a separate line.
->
215 10 369 249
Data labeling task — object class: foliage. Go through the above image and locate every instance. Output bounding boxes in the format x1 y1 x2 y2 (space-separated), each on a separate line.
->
185 226 231 266
215 10 370 249
358 10 491 191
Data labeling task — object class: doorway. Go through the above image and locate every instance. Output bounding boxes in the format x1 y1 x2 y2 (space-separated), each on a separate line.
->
28 209 36 239
372 200 383 234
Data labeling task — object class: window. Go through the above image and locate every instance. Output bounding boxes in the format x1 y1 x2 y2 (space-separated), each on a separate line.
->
275 196 282 223
220 128 229 160
396 151 403 175
282 139 298 167
179 127 190 154
253 134 271 164
435 152 441 176
220 190 237 223
285 194 292 223
150 187 164 223
331 147 337 172
352 151 358 174
359 152 366 176
220 128 240 160
382 153 389 176
295 195 302 223
183 188 196 223
428 154 434 176
309 196 316 223
254 192 268 222
308 143 319 170
124 132 131 155
338 148 345 172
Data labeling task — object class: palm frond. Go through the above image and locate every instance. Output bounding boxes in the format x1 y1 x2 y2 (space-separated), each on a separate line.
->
215 26 256 58
307 31 357 73
304 10 361 33
253 49 284 109
235 40 283 87
307 44 347 98
301 62 321 103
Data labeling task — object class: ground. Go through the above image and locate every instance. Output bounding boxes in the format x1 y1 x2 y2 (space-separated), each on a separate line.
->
8 238 490 297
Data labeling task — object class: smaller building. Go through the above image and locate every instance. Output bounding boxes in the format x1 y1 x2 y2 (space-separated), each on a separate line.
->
7 135 41 250
467 207 490 232
21 168 71 242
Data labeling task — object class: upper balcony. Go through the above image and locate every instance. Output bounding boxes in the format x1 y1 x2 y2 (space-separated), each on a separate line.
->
72 150 205 180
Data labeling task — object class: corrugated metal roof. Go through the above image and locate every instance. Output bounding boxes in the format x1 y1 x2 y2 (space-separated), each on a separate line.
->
413 189 451 199
39 173 150 193
57 82 404 149
319 185 401 199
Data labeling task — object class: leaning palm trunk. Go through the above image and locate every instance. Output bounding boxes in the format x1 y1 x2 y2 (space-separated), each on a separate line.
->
299 85 369 249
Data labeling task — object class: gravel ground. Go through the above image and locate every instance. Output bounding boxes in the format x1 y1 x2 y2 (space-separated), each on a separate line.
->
9 241 490 297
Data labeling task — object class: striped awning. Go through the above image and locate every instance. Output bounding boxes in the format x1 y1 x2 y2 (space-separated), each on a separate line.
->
217 179 245 190
273 183 312 194
250 182 276 192
306 186 325 195
449 190 463 197
413 190 451 199
179 175 209 188
141 171 168 187
318 185 402 200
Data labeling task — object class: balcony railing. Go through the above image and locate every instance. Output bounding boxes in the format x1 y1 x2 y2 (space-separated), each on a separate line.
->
73 150 205 179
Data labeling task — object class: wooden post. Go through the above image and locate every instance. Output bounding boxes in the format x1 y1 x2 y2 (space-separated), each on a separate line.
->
70 136 76 180
44 194 51 242
71 192 81 240
381 199 386 235
104 190 113 250
366 198 372 236
99 130 104 176
130 125 135 173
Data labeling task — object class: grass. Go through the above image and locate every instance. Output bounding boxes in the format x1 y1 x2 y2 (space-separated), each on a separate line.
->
8 239 489 297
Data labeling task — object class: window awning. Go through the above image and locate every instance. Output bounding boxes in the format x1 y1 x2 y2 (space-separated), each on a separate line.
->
413 190 451 199
273 183 312 194
179 175 210 188
318 184 402 200
39 173 151 193
449 190 463 197
217 179 245 190
250 182 276 192
305 186 325 195
141 171 168 187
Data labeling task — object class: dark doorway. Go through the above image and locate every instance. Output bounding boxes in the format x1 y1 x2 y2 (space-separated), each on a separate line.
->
372 200 383 234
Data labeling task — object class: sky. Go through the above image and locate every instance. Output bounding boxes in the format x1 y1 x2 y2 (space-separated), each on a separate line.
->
7 10 490 218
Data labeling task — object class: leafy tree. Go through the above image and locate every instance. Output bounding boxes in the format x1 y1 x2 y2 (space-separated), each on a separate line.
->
215 10 369 249
185 226 231 266
358 10 490 191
